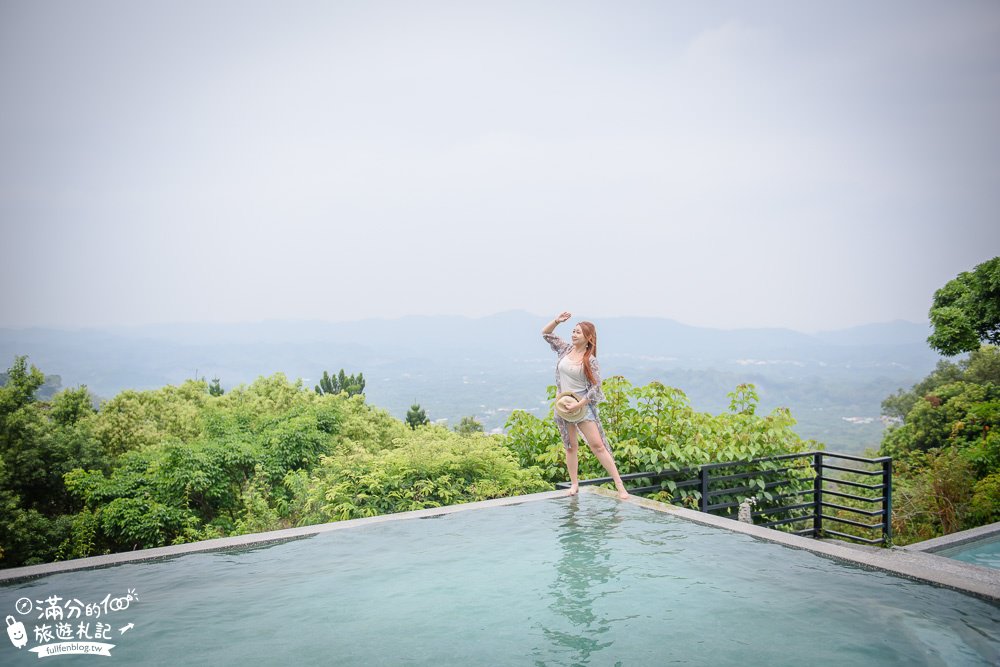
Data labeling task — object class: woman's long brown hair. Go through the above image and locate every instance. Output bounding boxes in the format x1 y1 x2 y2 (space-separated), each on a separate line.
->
577 321 598 385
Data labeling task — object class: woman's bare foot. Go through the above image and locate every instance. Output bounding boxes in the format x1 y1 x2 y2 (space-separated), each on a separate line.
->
617 489 630 499
567 484 579 496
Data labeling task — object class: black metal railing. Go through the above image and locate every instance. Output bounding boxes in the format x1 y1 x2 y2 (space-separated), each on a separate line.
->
557 451 893 546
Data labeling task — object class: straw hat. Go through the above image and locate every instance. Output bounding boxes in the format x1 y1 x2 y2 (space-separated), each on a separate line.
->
554 392 588 423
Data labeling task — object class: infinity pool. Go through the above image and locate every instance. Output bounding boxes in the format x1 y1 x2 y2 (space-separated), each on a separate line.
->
2 495 998 665
935 534 1000 570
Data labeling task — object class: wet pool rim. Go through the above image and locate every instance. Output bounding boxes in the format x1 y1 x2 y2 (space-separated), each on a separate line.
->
3 487 999 603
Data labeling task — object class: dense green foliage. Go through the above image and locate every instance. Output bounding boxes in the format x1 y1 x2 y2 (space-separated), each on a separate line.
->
504 377 814 511
288 428 549 522
0 357 104 564
928 256 1000 356
0 367 65 402
2 353 817 568
0 359 546 568
879 345 1000 543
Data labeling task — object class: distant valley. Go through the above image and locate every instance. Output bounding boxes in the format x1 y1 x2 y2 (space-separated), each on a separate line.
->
0 312 941 453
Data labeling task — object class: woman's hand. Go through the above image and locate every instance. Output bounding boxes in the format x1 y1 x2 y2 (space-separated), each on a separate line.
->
543 311 572 335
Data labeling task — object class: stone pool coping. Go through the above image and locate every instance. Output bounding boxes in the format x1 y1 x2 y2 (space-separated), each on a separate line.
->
900 520 1000 554
3 487 999 602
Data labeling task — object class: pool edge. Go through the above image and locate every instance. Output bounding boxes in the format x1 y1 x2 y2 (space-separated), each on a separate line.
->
604 487 1000 603
901 520 1000 553
6 486 999 603
0 489 569 584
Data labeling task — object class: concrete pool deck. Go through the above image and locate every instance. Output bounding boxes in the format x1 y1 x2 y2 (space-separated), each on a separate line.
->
2 487 999 603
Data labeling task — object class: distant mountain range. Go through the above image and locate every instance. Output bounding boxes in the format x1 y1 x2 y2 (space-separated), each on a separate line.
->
0 312 942 452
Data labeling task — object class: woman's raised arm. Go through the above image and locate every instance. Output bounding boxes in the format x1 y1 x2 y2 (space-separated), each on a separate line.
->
541 311 572 335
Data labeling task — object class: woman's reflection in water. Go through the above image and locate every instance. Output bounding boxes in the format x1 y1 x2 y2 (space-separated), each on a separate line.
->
534 497 630 666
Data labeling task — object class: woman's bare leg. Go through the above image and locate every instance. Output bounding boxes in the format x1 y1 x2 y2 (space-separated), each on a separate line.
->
565 423 580 495
578 421 629 499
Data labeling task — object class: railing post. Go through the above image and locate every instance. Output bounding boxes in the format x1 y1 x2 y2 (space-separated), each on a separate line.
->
813 452 823 538
882 458 893 545
699 465 709 513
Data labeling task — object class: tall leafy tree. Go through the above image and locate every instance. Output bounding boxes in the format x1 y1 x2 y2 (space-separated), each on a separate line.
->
406 403 429 429
0 357 100 565
454 416 484 435
315 369 365 397
1 356 49 509
928 256 1000 356
880 348 1000 541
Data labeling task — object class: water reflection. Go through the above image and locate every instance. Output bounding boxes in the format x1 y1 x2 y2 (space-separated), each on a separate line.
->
535 497 628 666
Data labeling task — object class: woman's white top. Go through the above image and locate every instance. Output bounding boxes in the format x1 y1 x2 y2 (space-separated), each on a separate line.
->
558 355 590 394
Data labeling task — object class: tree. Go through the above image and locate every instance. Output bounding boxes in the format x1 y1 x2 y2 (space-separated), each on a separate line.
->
0 356 49 508
208 378 224 397
50 386 95 426
882 347 1000 422
406 403 429 429
454 416 484 435
928 256 1000 356
291 429 549 522
879 345 1000 543
0 358 100 565
882 359 964 420
315 369 365 397
0 355 44 411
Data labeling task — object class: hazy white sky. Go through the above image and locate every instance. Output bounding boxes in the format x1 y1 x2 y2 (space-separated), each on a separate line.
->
1 1 998 331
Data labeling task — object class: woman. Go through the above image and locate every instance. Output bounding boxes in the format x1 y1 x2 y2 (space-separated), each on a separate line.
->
542 311 629 499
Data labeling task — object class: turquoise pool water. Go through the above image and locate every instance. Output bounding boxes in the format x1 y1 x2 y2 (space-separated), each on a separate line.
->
936 534 1000 570
2 496 998 665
